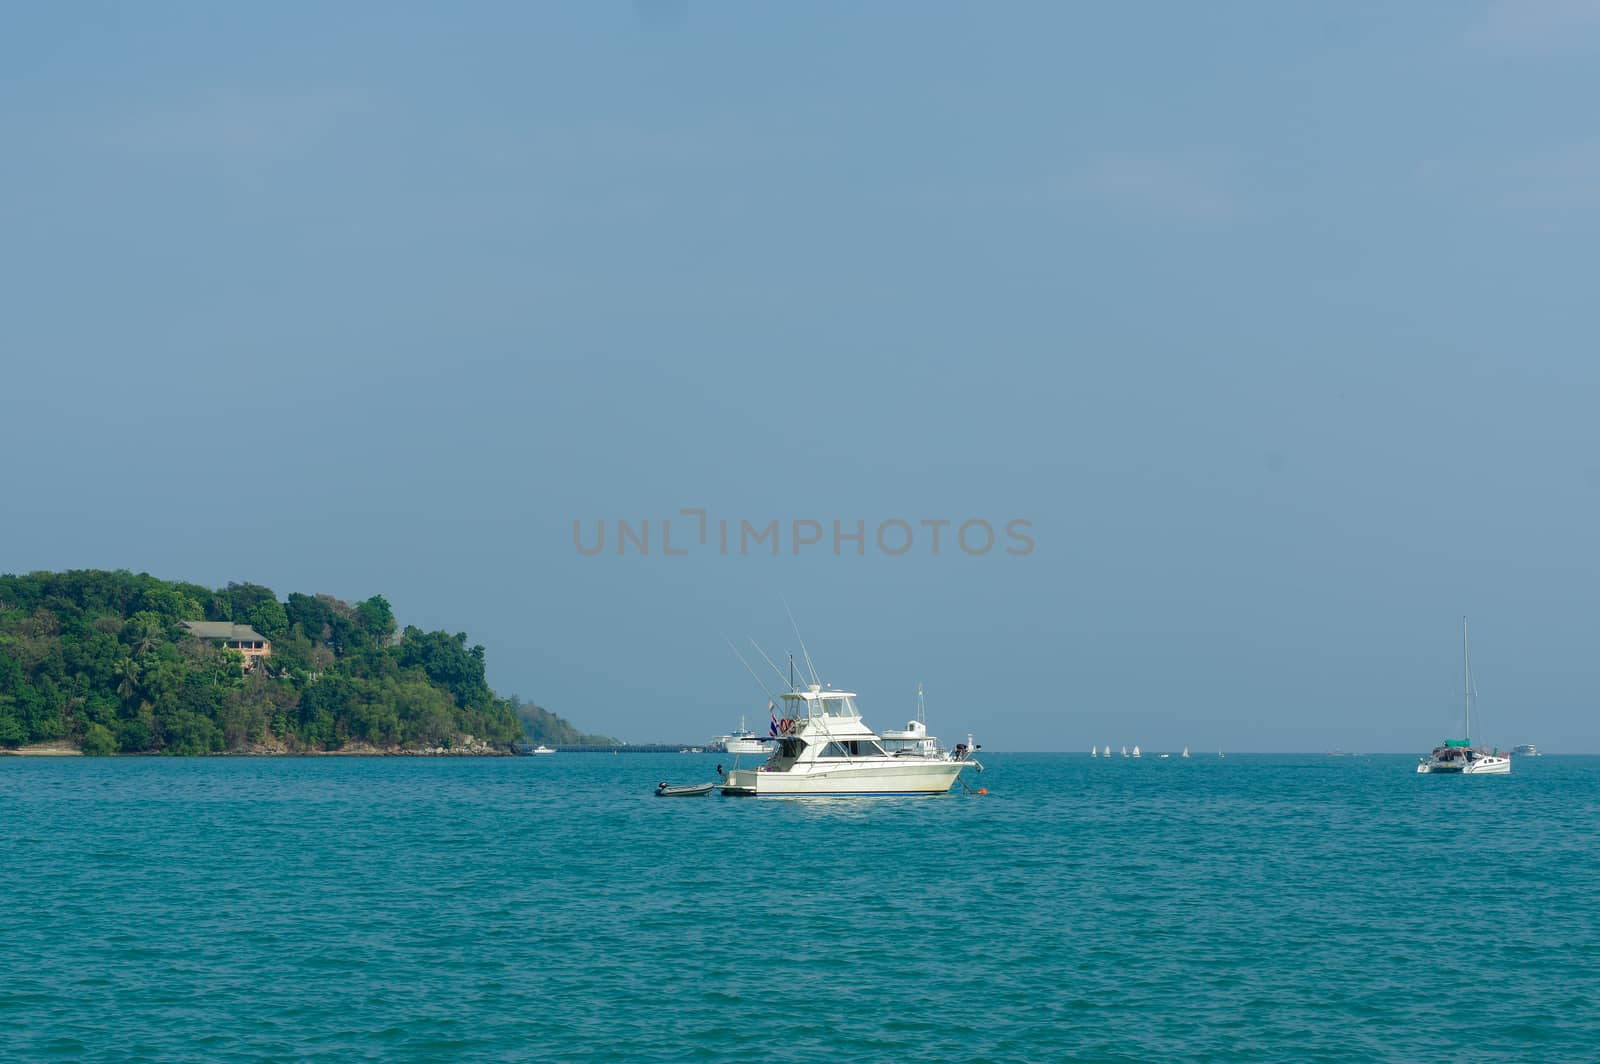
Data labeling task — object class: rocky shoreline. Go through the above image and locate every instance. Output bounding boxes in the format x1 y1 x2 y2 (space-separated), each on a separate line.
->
3 737 518 757
239 737 516 757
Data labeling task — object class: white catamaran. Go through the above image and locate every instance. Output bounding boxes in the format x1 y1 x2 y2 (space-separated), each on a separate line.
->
1417 619 1511 775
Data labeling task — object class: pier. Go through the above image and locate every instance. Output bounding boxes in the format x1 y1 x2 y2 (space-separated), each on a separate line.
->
514 743 716 755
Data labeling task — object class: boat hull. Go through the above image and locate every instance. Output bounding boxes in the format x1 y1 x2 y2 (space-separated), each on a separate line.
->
721 759 964 796
1417 754 1511 775
656 782 715 797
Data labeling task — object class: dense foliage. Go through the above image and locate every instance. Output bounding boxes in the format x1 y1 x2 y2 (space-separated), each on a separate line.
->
511 698 614 747
0 570 598 754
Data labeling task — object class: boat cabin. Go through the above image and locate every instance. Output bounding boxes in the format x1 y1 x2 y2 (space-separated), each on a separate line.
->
759 686 890 768
779 684 863 723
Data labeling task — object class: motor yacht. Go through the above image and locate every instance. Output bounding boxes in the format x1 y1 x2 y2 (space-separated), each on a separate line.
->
720 683 981 797
713 715 773 756
880 685 949 759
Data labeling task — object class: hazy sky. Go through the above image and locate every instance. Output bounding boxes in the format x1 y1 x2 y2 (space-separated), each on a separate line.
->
4 3 1598 751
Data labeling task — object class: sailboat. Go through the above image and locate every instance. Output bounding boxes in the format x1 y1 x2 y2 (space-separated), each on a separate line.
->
1103 745 1111 757
1417 618 1511 775
1181 746 1190 758
1121 745 1128 758
1091 746 1098 758
1132 745 1141 759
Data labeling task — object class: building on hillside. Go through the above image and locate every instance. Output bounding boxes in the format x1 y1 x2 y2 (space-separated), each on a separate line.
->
179 621 272 671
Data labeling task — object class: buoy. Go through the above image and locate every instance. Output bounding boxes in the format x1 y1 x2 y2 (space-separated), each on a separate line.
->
977 787 988 795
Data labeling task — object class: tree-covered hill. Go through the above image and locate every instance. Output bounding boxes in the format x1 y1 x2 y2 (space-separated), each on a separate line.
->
510 698 614 747
0 569 607 754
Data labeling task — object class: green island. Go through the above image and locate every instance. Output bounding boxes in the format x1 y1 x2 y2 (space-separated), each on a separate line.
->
0 569 612 755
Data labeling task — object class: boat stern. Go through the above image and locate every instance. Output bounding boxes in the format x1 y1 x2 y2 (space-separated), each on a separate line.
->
721 768 759 796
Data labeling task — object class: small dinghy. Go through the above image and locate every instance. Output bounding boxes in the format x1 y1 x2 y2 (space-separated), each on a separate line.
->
655 781 715 797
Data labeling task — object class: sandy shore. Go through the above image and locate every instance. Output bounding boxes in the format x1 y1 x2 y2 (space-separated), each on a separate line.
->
0 741 83 757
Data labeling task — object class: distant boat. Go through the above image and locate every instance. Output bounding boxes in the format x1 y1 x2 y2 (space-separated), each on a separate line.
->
532 744 556 756
1091 746 1098 758
1181 746 1189 758
1417 618 1510 776
1512 744 1540 757
1158 753 1170 759
1103 745 1111 757
1132 745 1141 759
715 714 773 756
881 686 952 759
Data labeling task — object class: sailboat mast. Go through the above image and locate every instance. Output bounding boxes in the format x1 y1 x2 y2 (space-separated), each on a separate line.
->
1462 616 1471 742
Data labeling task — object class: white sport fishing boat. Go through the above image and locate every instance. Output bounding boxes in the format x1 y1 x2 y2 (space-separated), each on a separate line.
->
721 683 982 797
1417 619 1510 776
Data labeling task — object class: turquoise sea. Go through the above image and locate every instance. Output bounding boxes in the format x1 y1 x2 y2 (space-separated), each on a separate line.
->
3 753 1597 1062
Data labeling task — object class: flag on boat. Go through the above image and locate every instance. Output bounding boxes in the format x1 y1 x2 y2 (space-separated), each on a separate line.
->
768 701 778 736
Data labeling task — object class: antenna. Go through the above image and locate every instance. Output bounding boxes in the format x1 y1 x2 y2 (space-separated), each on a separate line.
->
782 595 820 685
727 640 778 702
748 640 792 690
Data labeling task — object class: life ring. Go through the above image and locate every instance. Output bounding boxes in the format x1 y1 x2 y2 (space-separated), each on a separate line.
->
778 717 792 735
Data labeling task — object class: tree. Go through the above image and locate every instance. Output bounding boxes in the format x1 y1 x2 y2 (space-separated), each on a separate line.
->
113 658 141 704
124 611 165 658
396 628 491 709
249 599 289 642
137 585 201 623
222 583 278 624
0 698 25 747
356 595 396 644
81 722 116 756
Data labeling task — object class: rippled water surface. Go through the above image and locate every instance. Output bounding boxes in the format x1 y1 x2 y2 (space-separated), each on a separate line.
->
3 753 1597 1061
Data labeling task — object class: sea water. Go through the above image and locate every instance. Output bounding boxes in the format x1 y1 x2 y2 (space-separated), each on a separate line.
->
3 754 1597 1062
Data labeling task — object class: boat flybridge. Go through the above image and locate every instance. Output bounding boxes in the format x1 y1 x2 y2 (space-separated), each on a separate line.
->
720 684 982 797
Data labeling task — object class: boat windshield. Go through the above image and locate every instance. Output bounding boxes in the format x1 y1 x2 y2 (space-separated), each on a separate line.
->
819 739 886 759
811 696 859 720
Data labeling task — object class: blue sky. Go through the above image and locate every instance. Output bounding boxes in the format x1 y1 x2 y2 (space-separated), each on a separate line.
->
3 2 1598 750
